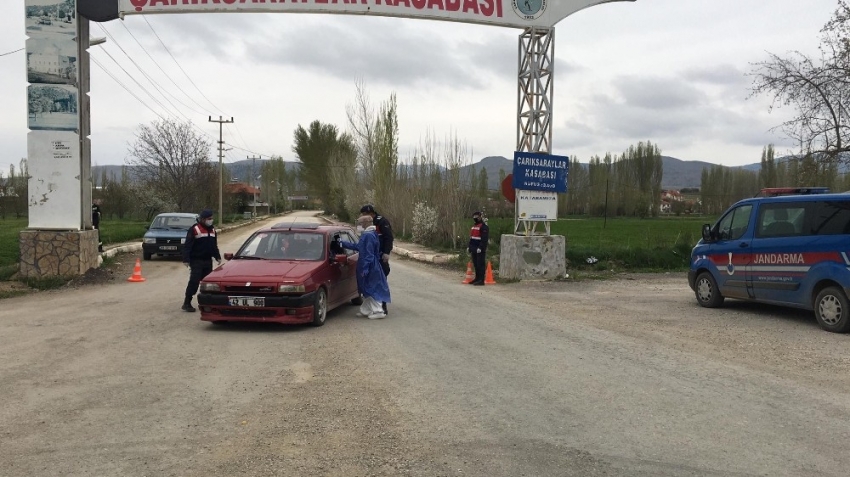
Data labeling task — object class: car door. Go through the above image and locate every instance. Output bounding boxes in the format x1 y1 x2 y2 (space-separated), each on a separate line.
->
331 230 358 301
749 201 810 305
709 203 755 300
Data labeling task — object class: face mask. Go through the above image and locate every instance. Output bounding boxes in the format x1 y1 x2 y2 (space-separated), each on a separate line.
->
204 219 213 227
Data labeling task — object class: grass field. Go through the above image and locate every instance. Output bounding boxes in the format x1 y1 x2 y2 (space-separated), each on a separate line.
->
0 218 26 270
486 216 715 272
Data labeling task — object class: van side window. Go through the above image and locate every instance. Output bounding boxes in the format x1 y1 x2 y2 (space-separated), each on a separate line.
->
811 201 850 235
717 204 752 240
756 203 806 237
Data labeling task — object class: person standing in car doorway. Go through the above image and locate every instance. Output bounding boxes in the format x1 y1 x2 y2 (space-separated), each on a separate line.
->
182 209 221 312
360 204 394 314
468 211 489 286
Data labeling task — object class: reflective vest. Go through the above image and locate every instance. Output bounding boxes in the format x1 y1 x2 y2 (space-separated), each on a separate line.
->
191 224 216 239
470 223 483 242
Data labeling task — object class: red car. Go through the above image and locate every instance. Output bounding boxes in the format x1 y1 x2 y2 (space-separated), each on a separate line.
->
197 222 361 326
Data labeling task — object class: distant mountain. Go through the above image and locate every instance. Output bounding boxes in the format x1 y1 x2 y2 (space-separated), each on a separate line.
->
659 156 717 189
92 159 301 187
459 155 716 190
94 155 765 192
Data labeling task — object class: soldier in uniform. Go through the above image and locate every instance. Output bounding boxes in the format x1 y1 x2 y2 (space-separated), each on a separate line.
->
181 209 221 312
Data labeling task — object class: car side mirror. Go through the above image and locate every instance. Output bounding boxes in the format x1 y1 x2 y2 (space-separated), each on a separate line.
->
224 253 234 260
145 225 149 230
701 224 713 242
334 254 347 264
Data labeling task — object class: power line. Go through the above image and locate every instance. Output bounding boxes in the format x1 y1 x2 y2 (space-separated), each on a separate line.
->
93 45 181 119
144 17 224 115
0 47 24 57
93 56 237 166
118 20 213 116
95 23 198 122
135 18 276 159
91 56 169 122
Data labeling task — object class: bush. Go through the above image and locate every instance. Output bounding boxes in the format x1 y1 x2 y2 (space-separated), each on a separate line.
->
411 201 438 243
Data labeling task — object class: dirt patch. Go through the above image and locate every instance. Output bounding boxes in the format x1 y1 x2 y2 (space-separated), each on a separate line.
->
65 252 141 288
0 252 142 298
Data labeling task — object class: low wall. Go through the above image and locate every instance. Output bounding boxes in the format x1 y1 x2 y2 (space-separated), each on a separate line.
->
19 230 100 278
498 234 566 280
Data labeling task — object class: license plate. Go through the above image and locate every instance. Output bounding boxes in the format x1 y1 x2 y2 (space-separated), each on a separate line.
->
228 296 265 307
160 245 177 250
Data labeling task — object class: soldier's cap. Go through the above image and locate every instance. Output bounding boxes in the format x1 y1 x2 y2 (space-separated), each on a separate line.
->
360 204 376 214
199 209 214 219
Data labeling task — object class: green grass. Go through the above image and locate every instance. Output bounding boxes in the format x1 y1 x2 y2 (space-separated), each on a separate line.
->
485 215 715 272
97 220 149 245
0 218 27 268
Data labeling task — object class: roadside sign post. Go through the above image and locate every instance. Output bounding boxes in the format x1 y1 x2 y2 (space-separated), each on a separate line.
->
512 151 569 236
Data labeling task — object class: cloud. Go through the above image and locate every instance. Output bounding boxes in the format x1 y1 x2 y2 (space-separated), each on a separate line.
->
682 64 748 87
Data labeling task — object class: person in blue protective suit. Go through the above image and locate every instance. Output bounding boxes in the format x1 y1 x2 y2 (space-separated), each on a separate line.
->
337 214 391 319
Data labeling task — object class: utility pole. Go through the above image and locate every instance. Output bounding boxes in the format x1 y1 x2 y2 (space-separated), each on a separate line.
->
209 116 234 226
247 154 261 217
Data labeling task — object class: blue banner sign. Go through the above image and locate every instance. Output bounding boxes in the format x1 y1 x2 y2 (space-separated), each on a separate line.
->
512 152 569 193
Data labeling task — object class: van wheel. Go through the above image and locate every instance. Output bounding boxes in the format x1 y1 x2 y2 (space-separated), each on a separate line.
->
695 272 724 308
311 288 328 327
143 251 152 261
814 287 850 333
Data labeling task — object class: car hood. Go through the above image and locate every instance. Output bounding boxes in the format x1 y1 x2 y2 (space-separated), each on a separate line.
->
144 229 189 239
207 259 320 283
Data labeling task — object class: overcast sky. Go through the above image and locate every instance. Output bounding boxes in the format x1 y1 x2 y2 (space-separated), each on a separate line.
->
0 0 840 176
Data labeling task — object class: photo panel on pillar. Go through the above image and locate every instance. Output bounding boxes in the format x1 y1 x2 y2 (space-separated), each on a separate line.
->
27 84 80 132
26 36 78 86
25 0 78 39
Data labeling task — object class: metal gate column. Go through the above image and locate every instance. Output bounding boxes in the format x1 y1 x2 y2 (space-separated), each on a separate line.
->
515 27 555 235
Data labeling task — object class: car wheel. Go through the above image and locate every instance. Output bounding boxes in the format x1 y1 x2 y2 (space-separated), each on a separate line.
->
695 271 724 308
210 321 228 326
311 288 328 327
143 251 152 261
350 295 363 306
814 286 850 333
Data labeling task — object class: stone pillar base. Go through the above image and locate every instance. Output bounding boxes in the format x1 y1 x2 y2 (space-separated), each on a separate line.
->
498 234 566 280
19 230 100 278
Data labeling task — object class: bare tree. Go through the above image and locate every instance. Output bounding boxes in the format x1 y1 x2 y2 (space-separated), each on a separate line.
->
127 119 214 212
346 78 379 187
750 0 850 163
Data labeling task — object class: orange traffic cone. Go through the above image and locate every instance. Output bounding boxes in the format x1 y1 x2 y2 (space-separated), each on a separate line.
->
127 258 146 282
484 261 496 285
462 261 475 284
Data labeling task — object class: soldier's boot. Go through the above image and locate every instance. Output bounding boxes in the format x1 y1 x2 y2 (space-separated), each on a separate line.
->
182 296 196 312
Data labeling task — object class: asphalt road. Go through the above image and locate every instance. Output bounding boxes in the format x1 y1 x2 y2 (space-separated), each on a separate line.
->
2 216 850 476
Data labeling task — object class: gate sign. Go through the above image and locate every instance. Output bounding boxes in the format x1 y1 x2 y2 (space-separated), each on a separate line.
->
512 151 568 193
517 190 557 221
116 1 636 29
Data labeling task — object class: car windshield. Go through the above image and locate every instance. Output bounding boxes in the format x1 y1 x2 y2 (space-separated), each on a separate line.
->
150 215 196 230
236 231 325 261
